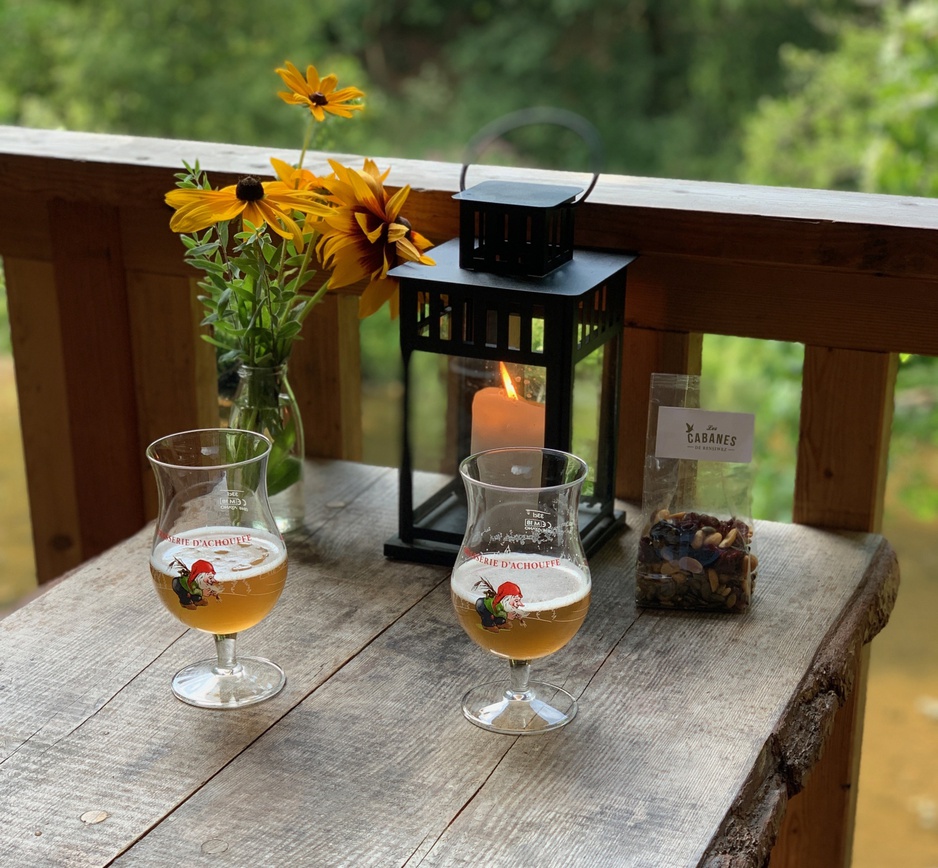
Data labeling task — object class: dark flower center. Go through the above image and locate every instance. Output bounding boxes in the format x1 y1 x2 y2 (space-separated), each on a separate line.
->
310 91 329 106
395 216 413 234
235 176 265 202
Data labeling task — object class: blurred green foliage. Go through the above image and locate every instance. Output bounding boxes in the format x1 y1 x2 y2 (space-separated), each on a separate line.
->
701 337 803 522
743 0 938 195
1 0 856 178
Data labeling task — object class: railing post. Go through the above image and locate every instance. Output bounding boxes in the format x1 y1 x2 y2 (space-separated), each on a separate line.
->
291 291 363 460
126 271 219 518
616 325 702 503
771 346 898 867
5 257 84 582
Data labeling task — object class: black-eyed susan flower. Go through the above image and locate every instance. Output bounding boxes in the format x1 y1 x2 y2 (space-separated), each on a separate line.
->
270 157 327 193
315 159 435 319
276 62 365 122
165 176 329 250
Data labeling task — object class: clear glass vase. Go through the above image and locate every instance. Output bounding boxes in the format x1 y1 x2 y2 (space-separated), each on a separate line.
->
228 363 305 532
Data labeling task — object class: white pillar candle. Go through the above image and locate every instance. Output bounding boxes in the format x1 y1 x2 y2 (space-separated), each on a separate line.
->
470 364 546 454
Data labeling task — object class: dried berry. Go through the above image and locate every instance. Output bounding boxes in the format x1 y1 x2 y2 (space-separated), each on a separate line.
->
635 507 755 613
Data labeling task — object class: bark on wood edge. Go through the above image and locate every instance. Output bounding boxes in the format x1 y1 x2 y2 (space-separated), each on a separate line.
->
700 537 900 868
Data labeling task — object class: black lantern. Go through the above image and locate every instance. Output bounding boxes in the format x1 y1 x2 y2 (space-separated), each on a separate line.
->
384 113 636 565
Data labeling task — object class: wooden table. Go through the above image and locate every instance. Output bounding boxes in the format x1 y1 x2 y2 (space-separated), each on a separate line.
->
0 460 898 867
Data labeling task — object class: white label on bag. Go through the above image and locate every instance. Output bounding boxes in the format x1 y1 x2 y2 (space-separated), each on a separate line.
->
655 407 754 463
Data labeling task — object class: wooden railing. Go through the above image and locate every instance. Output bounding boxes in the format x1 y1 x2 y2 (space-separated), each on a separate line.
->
1 125 935 866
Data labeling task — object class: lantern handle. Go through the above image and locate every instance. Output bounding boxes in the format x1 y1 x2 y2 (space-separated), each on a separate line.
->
459 107 603 204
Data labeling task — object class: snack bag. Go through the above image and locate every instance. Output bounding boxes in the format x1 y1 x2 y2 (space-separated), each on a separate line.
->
635 374 757 613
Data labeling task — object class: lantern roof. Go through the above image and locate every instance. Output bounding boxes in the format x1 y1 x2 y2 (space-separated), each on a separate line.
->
452 180 583 209
390 238 635 297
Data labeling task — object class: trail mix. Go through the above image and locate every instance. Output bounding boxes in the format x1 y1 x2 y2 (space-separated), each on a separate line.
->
636 509 756 613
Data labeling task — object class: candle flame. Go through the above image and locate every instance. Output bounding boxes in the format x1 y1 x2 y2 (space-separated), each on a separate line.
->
499 362 519 401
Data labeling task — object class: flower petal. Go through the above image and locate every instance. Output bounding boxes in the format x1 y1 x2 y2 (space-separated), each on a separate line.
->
358 277 397 319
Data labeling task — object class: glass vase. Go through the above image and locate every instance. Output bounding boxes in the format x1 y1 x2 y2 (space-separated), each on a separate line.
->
228 363 305 532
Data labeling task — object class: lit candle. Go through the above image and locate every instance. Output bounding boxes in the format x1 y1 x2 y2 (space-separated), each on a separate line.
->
470 363 546 453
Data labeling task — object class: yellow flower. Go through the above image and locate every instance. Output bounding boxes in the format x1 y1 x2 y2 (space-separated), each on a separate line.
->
165 176 329 250
270 157 326 192
275 62 365 122
315 159 435 318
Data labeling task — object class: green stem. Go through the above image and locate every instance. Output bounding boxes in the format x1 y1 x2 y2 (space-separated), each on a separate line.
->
298 277 332 326
297 117 317 170
293 228 319 293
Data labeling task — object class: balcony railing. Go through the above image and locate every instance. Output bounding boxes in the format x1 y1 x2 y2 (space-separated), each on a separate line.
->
1 124 934 866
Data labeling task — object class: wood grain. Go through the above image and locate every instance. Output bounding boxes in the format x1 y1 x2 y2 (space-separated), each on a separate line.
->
3 257 83 582
0 462 445 867
291 291 363 461
617 326 703 502
0 463 896 867
48 198 146 564
795 347 897 533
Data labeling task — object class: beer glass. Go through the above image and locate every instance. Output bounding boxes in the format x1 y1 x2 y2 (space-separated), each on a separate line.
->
147 429 288 709
451 447 591 734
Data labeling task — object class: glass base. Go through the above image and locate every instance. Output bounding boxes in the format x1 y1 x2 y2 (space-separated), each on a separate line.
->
462 680 578 735
171 656 286 709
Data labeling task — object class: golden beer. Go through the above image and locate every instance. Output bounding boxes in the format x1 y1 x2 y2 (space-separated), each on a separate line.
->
451 553 590 660
150 526 287 634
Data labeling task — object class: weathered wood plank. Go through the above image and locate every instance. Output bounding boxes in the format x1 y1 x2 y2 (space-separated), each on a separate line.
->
721 531 897 868
0 462 448 867
617 326 702 502
48 198 147 564
794 347 897 533
416 531 895 868
624 256 938 357
4 257 83 582
59 494 890 868
290 291 363 461
126 270 218 517
4 126 938 283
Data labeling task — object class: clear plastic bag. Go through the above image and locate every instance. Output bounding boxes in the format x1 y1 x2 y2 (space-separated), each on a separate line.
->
635 374 757 613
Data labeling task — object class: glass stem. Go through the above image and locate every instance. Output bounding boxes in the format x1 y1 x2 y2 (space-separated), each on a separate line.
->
508 659 532 698
213 633 242 676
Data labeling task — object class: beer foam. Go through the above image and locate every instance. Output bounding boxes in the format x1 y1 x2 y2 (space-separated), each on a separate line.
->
452 552 590 611
151 525 285 582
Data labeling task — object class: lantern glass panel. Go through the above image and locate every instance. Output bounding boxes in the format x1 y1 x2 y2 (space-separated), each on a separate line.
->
407 350 449 475
572 345 604 500
407 353 548 477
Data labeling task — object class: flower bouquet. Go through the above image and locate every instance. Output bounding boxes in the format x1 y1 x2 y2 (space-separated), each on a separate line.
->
165 62 435 530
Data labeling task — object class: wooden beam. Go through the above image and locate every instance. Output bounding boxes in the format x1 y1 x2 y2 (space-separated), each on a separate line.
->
4 257 83 582
290 292 363 461
794 347 897 533
126 271 218 518
48 199 146 564
616 327 702 503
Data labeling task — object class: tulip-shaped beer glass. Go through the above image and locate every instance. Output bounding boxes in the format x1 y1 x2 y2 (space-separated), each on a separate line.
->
147 429 288 709
451 447 591 734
